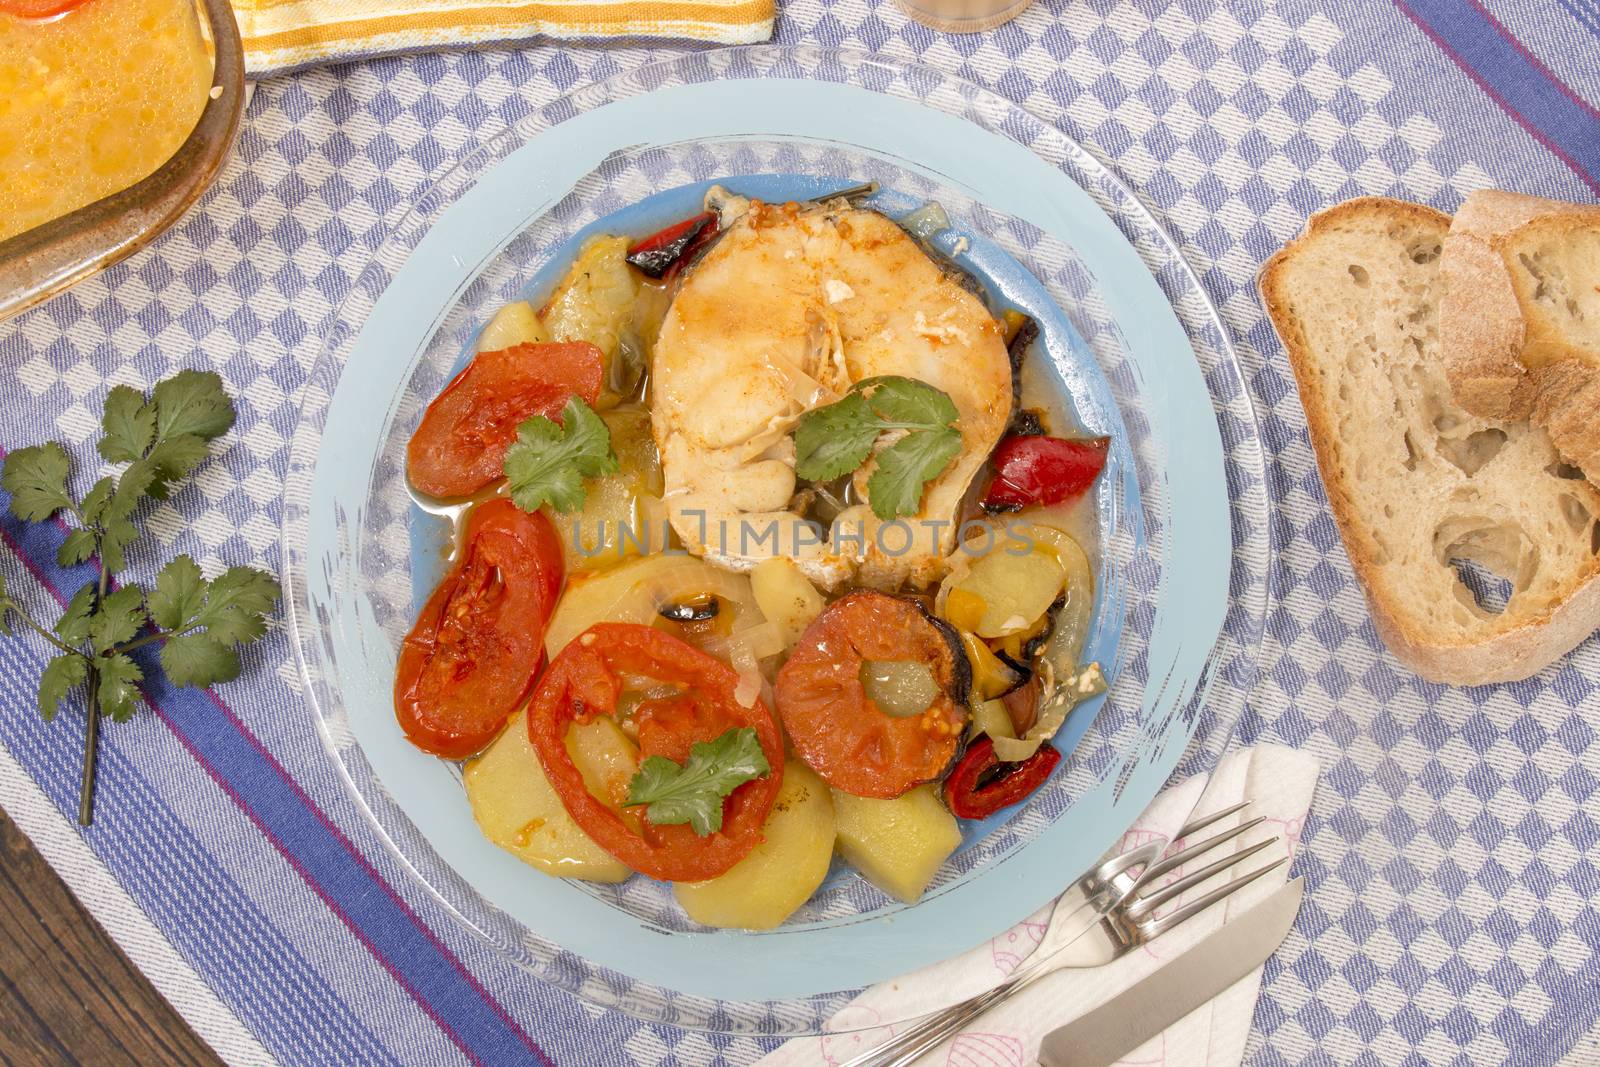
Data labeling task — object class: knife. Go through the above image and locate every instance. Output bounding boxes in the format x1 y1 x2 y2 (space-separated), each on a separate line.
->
1038 877 1305 1067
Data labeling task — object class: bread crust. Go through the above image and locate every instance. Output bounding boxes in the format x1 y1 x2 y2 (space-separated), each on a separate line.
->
1442 190 1600 470
1260 196 1600 685
1441 194 1533 420
1530 359 1600 476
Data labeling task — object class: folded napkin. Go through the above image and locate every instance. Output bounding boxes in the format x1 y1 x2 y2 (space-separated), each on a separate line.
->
233 0 775 75
760 744 1320 1067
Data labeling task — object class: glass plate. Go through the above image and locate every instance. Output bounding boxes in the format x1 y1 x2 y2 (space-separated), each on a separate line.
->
282 45 1271 1035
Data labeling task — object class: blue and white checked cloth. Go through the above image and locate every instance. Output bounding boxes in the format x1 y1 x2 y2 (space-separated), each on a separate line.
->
3 2 1600 1064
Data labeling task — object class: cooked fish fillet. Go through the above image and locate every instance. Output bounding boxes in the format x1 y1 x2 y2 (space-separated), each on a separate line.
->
651 200 1013 590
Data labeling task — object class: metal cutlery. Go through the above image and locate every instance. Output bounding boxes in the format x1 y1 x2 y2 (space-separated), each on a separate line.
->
840 801 1283 1067
1039 876 1304 1066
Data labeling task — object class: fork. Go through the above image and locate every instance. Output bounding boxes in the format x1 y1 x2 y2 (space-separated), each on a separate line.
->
839 802 1283 1067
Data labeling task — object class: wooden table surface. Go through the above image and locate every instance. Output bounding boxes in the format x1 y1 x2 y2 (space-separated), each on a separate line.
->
0 808 224 1067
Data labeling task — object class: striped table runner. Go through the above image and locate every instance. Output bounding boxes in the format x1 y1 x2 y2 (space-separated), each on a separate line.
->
233 0 775 73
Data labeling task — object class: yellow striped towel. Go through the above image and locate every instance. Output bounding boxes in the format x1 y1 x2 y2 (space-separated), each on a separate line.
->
234 0 775 74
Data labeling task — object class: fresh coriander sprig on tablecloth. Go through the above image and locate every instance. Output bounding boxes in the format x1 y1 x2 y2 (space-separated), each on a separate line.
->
0 370 278 826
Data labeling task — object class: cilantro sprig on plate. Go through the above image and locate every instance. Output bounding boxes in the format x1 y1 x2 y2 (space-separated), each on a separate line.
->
0 371 278 825
502 396 619 514
624 726 771 836
793 376 963 520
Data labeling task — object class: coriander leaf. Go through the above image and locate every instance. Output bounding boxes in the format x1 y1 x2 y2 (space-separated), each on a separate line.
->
503 397 618 514
858 376 960 431
152 370 235 442
97 463 157 572
99 514 140 574
55 583 97 645
79 477 114 525
97 654 144 722
38 654 88 721
2 443 72 522
88 585 147 653
793 392 882 482
161 633 241 688
58 529 97 567
110 459 159 518
145 434 210 499
623 726 770 836
190 566 278 646
98 385 157 463
148 555 205 631
867 427 963 519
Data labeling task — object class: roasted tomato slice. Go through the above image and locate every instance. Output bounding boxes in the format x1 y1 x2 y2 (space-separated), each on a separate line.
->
394 499 564 759
407 341 604 499
775 592 971 799
527 623 785 882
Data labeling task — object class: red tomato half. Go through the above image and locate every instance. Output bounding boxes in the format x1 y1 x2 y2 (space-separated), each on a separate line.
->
527 623 784 882
394 499 563 759
775 592 970 799
407 341 604 499
0 0 92 17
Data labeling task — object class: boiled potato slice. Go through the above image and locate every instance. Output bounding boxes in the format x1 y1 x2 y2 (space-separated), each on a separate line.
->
540 235 639 368
674 761 836 930
544 554 763 658
477 300 550 351
464 712 637 882
750 557 826 649
833 784 962 904
551 408 665 573
938 532 1065 638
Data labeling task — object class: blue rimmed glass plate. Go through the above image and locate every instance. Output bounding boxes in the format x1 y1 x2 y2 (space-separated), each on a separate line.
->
282 46 1270 1035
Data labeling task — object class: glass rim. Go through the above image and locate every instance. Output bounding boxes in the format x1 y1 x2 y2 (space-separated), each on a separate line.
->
280 44 1274 1034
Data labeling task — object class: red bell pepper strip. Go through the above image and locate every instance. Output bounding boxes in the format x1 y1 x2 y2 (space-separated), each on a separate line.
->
625 212 718 279
943 736 1061 820
982 435 1110 512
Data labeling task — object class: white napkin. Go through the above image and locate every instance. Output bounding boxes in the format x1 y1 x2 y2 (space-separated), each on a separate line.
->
759 744 1320 1067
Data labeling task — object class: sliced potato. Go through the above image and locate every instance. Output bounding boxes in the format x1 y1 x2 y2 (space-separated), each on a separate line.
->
544 554 764 658
465 711 634 882
552 409 664 573
938 531 1065 638
674 761 836 930
750 557 825 648
540 235 639 371
477 300 550 351
832 784 962 904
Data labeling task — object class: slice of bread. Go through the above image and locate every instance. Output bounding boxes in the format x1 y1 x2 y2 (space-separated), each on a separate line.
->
1441 190 1600 472
1260 196 1600 685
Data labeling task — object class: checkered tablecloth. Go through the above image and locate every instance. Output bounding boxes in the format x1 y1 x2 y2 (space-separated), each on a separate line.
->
3 2 1599 1065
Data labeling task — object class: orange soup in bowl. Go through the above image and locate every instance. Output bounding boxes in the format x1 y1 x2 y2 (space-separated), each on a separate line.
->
0 0 213 242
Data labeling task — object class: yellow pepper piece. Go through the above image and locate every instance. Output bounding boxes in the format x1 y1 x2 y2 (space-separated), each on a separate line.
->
944 587 987 633
960 631 1020 701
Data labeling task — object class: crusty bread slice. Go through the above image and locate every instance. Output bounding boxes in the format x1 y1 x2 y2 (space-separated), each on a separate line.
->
1260 196 1600 685
1441 190 1600 472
